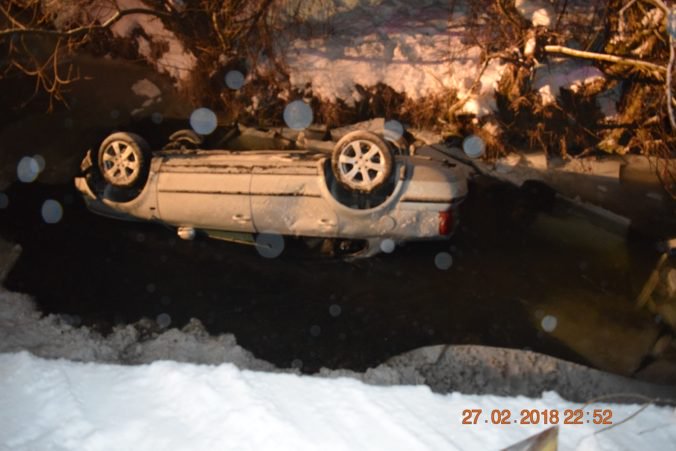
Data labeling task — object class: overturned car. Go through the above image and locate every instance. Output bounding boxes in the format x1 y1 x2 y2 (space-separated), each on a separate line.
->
74 126 468 257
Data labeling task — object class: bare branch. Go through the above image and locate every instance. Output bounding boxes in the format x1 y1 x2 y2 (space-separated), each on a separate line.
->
667 35 675 129
544 44 667 76
0 7 171 38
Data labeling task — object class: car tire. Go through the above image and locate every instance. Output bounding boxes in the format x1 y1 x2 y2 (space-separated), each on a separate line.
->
97 132 151 189
331 131 393 193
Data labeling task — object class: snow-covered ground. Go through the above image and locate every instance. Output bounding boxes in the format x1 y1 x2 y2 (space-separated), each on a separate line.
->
1 257 676 451
285 0 506 115
54 0 612 119
1 351 675 451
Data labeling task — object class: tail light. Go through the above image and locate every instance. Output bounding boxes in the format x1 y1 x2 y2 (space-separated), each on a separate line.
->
439 208 454 236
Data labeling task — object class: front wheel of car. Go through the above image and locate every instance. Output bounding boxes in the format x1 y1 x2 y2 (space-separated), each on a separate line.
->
97 132 151 188
331 131 393 193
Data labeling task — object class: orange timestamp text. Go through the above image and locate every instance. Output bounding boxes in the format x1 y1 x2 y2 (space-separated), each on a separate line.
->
461 408 613 425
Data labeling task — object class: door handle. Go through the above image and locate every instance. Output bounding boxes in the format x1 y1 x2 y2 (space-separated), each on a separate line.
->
318 218 335 227
232 214 251 223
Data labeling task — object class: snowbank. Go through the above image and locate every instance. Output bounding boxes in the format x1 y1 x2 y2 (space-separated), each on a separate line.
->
93 0 196 82
515 0 556 27
533 59 605 106
1 352 675 451
0 287 273 370
285 0 506 115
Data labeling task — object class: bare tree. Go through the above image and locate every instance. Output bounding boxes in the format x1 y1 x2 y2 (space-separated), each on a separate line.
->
0 0 283 110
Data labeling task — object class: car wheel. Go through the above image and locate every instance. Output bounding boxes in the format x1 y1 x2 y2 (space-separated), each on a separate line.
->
331 131 393 192
164 129 204 150
97 132 150 188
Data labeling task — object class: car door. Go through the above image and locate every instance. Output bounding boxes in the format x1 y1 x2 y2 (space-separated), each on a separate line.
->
250 152 337 237
154 151 254 232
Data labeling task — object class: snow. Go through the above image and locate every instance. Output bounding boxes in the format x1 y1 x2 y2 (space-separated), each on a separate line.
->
284 0 506 116
93 0 197 82
131 79 162 99
534 59 606 106
2 242 675 450
515 0 556 27
1 352 675 451
0 287 273 370
131 79 162 115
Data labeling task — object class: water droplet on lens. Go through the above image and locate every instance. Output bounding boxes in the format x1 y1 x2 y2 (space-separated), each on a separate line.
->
283 100 313 130
160 295 171 306
0 193 8 209
41 199 63 224
463 135 485 159
151 112 163 124
310 325 321 336
291 358 303 369
110 109 120 119
380 239 396 254
384 119 404 142
33 155 46 172
17 157 40 183
225 70 245 90
255 233 284 258
190 107 218 135
146 283 156 293
541 315 557 332
156 313 171 329
329 304 341 317
434 252 453 270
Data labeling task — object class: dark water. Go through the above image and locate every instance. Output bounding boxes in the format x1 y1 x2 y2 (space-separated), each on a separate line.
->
0 176 662 375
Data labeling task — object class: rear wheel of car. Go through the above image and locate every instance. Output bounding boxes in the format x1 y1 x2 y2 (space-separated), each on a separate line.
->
97 132 150 188
331 131 393 193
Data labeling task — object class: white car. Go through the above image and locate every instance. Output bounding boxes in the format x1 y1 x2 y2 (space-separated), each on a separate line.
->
74 128 468 257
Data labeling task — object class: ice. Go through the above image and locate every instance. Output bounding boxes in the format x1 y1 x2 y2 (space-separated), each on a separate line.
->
434 252 453 270
463 135 485 159
225 70 246 90
17 157 40 183
40 200 63 224
283 101 313 130
190 108 218 135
